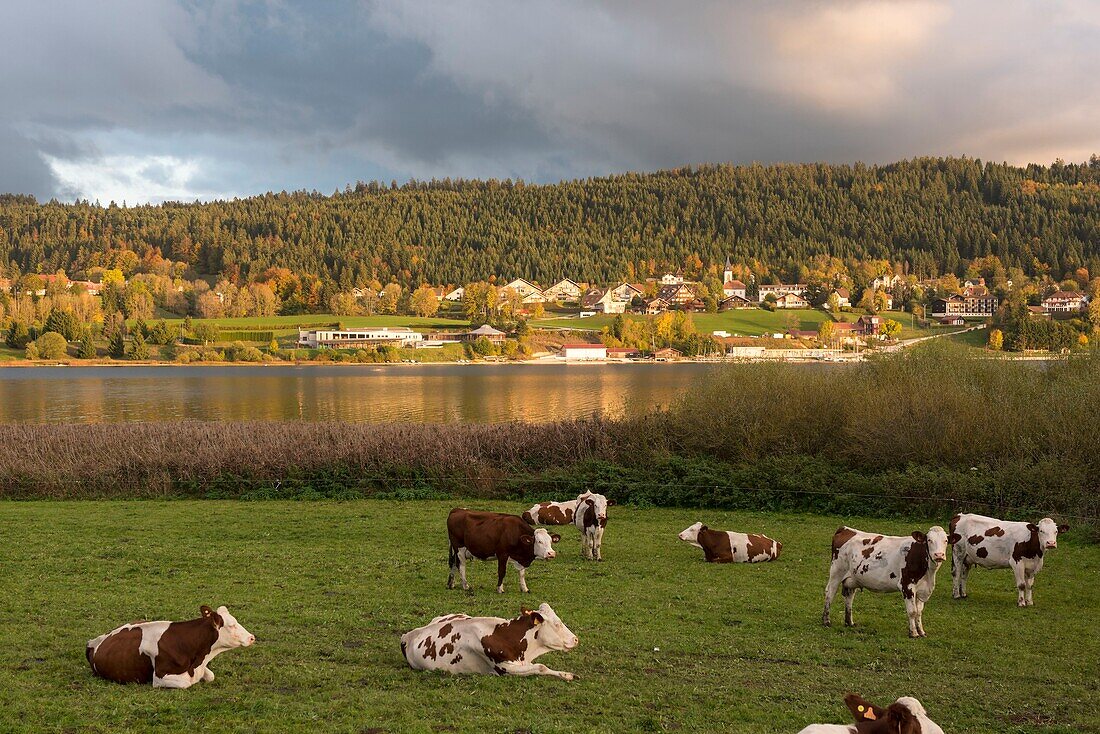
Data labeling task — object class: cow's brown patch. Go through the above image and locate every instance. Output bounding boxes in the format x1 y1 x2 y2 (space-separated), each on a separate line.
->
89 627 154 684
832 528 857 559
480 614 538 664
976 547 989 558
844 694 886 722
899 534 930 599
697 527 734 563
581 500 598 530
153 615 220 679
449 654 462 665
418 636 438 661
968 534 985 545
1012 524 1043 562
854 702 921 734
985 526 1005 537
439 643 455 657
437 624 453 639
745 534 776 560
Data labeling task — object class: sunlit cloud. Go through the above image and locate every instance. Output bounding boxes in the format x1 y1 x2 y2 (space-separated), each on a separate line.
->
46 154 235 205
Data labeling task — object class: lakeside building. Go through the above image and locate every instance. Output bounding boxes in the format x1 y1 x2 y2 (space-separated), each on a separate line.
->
560 343 608 360
930 288 998 318
297 327 424 348
757 283 808 302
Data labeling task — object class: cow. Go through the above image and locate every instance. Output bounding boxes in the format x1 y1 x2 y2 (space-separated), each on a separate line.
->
677 522 781 563
401 603 578 680
948 513 1068 606
574 492 614 561
86 605 255 688
823 525 949 638
797 693 945 734
447 508 560 593
521 498 579 526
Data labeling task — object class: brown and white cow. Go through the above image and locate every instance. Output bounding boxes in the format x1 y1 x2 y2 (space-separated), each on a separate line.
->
401 603 578 680
521 498 580 526
823 525 948 637
447 508 560 593
677 522 781 563
86 605 255 688
948 513 1068 606
574 492 614 561
797 693 945 734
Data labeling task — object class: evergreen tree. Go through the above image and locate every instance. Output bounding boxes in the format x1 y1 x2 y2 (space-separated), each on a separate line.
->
109 330 126 359
6 320 30 349
128 332 150 360
78 331 97 359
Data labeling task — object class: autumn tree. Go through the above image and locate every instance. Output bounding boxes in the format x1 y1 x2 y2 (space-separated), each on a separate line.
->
410 285 440 317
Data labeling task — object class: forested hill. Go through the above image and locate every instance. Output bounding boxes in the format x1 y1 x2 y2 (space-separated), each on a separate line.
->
2 157 1098 287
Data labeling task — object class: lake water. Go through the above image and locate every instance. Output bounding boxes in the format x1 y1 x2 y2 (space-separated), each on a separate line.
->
0 363 723 423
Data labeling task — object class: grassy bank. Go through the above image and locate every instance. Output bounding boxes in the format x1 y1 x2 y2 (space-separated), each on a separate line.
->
0 500 1096 733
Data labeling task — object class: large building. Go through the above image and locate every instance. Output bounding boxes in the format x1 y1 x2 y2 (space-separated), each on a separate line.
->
757 283 807 302
930 288 998 318
1042 291 1086 313
297 327 424 348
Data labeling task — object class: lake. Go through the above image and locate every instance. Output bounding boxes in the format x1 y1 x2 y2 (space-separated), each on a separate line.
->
0 363 722 423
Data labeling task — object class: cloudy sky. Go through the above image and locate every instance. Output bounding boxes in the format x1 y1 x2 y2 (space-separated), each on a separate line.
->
2 0 1098 204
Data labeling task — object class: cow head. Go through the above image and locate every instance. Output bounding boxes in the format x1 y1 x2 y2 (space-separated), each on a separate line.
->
204 605 255 648
678 522 704 547
1037 518 1066 549
528 528 560 559
578 493 611 526
922 526 949 563
843 694 943 734
523 603 578 651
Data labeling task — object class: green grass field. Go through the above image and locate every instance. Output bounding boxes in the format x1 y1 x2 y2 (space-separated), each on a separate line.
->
1 501 1095 733
531 309 833 336
163 313 471 336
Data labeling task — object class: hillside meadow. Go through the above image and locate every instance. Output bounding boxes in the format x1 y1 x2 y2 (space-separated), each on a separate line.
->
0 501 1096 734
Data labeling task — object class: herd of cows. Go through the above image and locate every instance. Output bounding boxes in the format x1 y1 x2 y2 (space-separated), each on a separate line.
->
83 491 1069 732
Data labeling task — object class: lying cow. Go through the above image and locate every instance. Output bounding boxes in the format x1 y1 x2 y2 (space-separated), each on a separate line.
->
86 605 255 688
447 508 560 593
797 693 944 734
521 498 580 526
574 492 614 561
677 522 781 563
948 513 1068 606
823 525 948 637
401 603 578 680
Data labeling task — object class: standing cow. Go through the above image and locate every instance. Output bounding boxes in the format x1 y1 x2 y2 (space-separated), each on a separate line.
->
401 603 578 680
948 513 1067 606
447 509 560 593
574 492 614 561
677 522 781 563
823 525 948 637
86 605 255 688
797 693 945 734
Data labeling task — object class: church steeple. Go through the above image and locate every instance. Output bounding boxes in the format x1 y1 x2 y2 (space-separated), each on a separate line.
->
723 255 733 284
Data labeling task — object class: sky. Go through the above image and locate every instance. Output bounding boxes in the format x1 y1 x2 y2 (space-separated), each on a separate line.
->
1 0 1098 205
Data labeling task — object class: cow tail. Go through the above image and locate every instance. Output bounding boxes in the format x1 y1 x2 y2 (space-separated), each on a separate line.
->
449 543 458 569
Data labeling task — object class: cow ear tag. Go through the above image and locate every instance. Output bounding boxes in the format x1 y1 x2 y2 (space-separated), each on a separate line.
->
859 705 877 721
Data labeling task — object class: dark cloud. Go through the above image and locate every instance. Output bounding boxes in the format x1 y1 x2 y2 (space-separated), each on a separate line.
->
0 0 1097 202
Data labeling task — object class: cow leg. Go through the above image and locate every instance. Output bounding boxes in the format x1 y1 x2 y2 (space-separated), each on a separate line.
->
448 544 458 589
914 597 928 637
822 563 845 626
842 582 856 627
580 531 592 560
952 545 969 599
904 594 920 638
497 660 574 681
497 556 509 593
594 527 605 561
1025 570 1036 606
154 672 197 689
1011 560 1027 607
201 666 214 682
457 549 470 591
516 564 530 594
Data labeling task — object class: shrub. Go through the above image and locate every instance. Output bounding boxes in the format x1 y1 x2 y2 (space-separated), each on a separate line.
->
34 331 69 359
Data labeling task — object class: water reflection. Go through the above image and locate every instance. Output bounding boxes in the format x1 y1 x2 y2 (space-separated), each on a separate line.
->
0 364 719 423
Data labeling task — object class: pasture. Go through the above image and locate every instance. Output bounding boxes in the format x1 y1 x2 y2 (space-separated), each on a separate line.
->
0 500 1096 733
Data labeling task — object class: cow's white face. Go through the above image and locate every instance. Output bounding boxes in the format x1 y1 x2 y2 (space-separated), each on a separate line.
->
579 493 611 524
926 526 948 563
533 528 559 559
678 522 704 546
532 603 579 651
216 606 256 648
1037 518 1062 549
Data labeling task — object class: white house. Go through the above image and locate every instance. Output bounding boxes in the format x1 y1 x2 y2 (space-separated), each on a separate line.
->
500 278 545 303
443 286 465 302
1042 291 1086 313
871 274 903 290
773 292 809 309
659 272 684 286
722 279 747 299
543 278 583 302
831 288 850 308
758 283 807 302
561 343 607 360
